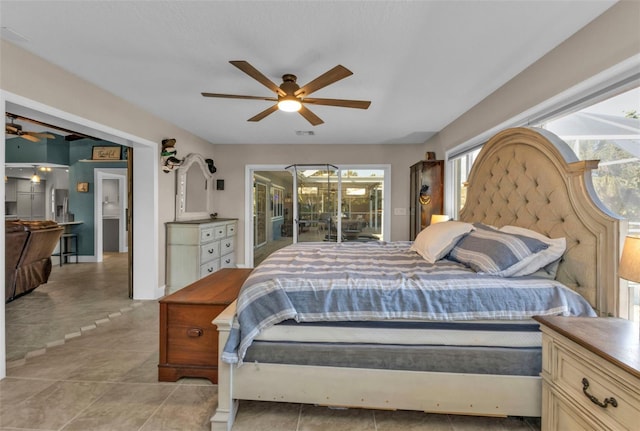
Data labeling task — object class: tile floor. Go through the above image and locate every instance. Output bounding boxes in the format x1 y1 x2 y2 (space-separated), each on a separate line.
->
2 253 541 430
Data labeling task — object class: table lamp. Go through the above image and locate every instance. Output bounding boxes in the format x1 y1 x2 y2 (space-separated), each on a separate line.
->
619 236 640 339
430 214 450 224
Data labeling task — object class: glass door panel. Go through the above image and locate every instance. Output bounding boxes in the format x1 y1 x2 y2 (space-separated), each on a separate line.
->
253 181 267 247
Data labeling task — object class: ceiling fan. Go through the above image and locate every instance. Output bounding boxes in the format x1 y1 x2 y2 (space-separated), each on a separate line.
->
5 116 55 142
202 61 371 126
5 113 99 141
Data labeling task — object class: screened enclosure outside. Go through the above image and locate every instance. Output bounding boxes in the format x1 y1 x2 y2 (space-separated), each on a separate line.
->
543 86 640 322
292 166 384 243
252 166 386 266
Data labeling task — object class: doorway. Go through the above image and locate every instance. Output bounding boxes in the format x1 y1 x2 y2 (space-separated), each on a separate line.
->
246 164 391 267
2 94 160 378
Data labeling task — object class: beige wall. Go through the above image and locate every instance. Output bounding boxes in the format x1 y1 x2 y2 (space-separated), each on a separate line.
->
425 0 640 155
211 143 425 264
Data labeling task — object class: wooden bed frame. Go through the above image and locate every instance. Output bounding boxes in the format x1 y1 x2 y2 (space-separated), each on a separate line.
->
210 127 623 431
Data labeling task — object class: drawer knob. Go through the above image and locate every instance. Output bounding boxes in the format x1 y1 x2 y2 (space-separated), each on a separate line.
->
207 267 214 273
187 328 203 337
582 378 618 408
208 249 214 254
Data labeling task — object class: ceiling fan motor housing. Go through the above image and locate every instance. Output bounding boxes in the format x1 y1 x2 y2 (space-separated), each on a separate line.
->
279 75 301 101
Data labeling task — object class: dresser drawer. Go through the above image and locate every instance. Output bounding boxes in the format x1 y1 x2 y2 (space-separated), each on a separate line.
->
555 346 640 430
200 260 220 278
214 224 226 240
200 241 220 263
221 237 235 255
200 227 215 243
226 222 237 236
220 253 236 268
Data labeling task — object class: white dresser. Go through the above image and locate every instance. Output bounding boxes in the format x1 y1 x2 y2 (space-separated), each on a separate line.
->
534 316 640 431
166 218 237 293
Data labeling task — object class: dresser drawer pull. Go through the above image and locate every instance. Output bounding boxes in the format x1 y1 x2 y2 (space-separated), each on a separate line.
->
207 248 215 254
582 378 618 408
187 328 203 337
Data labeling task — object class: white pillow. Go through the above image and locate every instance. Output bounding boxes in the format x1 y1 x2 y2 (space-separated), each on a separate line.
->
497 225 566 277
410 221 474 263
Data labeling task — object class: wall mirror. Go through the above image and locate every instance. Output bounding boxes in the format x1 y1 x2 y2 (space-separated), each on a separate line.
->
175 153 214 221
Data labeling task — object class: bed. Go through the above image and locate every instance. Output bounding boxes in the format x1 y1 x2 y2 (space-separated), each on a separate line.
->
211 127 623 431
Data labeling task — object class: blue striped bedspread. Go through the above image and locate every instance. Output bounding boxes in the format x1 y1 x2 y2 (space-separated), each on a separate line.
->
222 241 596 364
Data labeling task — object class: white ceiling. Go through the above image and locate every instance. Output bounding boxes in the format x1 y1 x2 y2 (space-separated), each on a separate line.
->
1 1 616 145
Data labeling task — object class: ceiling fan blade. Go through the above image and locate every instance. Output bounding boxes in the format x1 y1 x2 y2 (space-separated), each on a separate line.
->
298 105 324 126
20 134 40 142
247 104 279 122
295 65 353 98
201 92 277 102
303 98 371 109
230 60 286 97
30 132 55 139
5 125 19 133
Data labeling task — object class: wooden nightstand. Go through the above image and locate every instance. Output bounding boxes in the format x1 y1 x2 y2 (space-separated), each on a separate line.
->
533 316 640 431
158 268 252 383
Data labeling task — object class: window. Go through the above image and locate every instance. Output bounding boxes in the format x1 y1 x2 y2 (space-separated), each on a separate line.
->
271 186 284 219
446 84 639 321
449 148 480 220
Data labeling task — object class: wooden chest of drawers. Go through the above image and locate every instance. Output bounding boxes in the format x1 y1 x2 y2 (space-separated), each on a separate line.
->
158 268 252 383
534 316 640 431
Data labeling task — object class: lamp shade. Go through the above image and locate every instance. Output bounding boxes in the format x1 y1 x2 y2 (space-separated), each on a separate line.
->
619 236 640 283
430 214 450 224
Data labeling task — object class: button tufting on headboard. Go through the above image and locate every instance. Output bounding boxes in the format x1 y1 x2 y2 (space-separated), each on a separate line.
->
459 127 623 316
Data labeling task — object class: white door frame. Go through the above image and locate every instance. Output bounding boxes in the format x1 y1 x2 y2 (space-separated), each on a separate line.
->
244 164 392 268
94 168 128 261
1 91 160 379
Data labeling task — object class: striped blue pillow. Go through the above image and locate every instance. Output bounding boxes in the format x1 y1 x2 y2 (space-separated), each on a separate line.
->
448 223 549 274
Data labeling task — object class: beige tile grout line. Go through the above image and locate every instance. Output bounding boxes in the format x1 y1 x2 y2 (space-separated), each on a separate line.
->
6 301 148 369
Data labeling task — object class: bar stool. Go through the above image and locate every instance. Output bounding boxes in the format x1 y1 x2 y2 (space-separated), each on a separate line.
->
55 233 78 266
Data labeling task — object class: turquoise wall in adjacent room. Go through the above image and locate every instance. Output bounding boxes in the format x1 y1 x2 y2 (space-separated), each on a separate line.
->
68 140 126 256
5 134 70 165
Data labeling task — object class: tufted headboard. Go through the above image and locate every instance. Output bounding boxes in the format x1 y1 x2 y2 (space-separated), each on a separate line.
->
459 127 623 316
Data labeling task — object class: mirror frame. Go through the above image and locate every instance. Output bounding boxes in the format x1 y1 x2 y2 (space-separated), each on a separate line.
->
175 153 214 221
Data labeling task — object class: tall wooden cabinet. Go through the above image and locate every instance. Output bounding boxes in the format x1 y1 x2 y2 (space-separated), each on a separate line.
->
409 160 444 240
166 218 237 293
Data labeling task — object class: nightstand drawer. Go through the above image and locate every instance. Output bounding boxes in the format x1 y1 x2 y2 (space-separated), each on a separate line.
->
556 346 640 430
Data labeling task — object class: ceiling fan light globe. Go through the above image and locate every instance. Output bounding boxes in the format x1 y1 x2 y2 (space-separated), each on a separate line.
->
278 99 302 112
